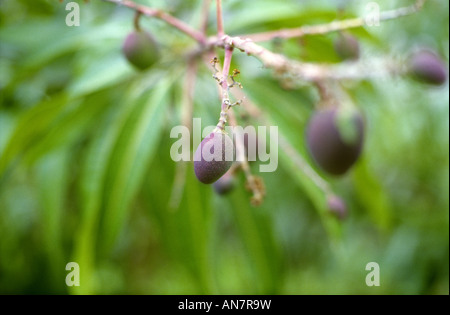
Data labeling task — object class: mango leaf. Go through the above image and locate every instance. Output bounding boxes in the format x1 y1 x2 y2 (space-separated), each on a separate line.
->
68 53 134 98
21 92 110 167
227 184 282 294
34 147 71 292
100 78 172 253
0 93 69 178
177 163 215 294
142 136 215 294
352 158 393 231
278 141 342 244
228 4 335 34
70 87 143 294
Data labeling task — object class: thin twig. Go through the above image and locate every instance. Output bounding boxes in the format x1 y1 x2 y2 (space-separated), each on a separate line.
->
102 0 205 43
133 10 142 31
221 47 233 110
214 46 234 132
200 0 212 37
104 0 426 45
214 35 404 81
227 110 265 206
104 0 426 82
216 0 224 38
243 0 428 42
314 80 338 110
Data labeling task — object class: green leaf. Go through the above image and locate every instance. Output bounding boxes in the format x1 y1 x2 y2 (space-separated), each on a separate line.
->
228 4 336 34
179 163 215 293
352 158 393 231
70 91 141 294
68 54 134 98
0 93 69 178
227 185 282 294
21 92 111 167
34 147 70 291
278 142 342 244
100 78 172 253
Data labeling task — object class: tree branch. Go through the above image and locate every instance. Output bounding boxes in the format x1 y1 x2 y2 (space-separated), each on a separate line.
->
216 0 224 38
211 35 404 81
104 0 425 82
220 47 233 111
227 109 265 206
102 0 205 43
200 0 212 36
211 47 234 132
243 0 428 42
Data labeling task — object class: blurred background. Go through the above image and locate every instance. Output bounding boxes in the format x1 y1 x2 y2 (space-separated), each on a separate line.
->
0 0 448 294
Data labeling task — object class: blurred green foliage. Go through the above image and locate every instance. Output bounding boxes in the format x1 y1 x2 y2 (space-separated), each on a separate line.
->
0 0 448 294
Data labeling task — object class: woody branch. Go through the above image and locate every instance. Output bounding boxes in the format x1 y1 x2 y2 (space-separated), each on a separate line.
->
243 0 427 42
104 0 426 82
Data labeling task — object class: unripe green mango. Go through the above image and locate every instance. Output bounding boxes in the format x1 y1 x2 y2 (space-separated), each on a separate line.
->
122 30 160 70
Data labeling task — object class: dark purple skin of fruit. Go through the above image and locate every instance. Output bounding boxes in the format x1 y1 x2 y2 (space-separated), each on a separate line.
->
334 33 360 61
122 30 160 70
194 132 234 184
409 50 447 85
213 171 235 195
327 195 347 220
306 108 364 176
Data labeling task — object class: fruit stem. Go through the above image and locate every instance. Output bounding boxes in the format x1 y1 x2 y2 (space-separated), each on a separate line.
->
213 110 228 133
133 10 142 31
220 46 234 110
227 109 265 206
314 80 336 109
212 45 234 133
